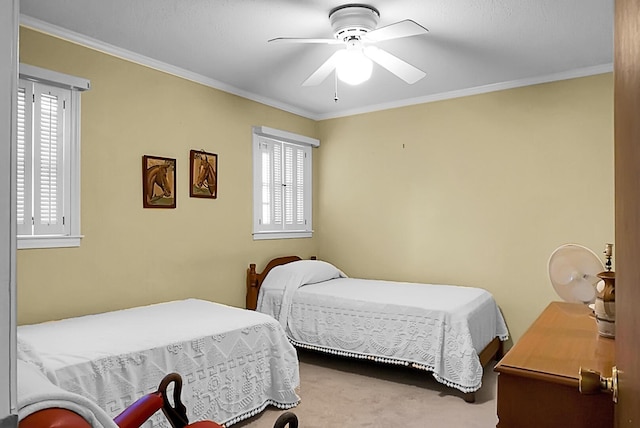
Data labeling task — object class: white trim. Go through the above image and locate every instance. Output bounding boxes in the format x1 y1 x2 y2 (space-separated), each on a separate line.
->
252 128 314 240
16 72 86 248
19 63 90 91
252 231 312 240
17 235 83 249
314 63 614 120
1 0 19 418
19 15 612 121
252 126 320 147
69 90 82 239
19 15 316 119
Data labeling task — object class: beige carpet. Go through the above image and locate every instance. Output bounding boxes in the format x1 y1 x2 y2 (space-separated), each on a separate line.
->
236 349 499 428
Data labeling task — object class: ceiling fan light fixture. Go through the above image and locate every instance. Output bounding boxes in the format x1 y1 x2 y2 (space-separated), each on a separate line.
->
335 46 373 85
330 4 380 41
271 4 428 88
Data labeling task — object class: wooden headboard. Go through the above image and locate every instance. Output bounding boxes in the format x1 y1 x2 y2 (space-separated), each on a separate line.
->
246 256 312 310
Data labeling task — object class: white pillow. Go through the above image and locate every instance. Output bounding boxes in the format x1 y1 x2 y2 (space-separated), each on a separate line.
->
16 335 45 372
283 259 345 285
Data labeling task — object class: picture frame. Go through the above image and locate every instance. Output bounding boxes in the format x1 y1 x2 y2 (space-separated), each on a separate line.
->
142 155 176 208
189 149 218 199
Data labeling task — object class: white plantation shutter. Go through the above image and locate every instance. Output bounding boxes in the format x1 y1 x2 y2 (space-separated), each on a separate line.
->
17 80 69 237
273 142 283 225
253 126 317 239
258 138 280 231
296 148 305 225
260 141 272 225
16 65 88 248
33 85 68 235
282 144 307 227
16 84 33 236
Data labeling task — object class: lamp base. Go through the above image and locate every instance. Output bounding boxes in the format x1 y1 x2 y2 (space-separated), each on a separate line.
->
595 271 615 338
595 314 615 338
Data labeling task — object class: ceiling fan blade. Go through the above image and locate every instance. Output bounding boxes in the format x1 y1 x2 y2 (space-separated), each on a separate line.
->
363 19 428 43
302 51 341 86
363 46 426 84
268 37 342 44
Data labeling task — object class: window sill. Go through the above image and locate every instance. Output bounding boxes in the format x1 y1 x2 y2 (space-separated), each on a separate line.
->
252 231 312 240
17 235 83 249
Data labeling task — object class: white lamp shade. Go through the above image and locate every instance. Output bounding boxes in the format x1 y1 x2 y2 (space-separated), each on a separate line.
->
336 49 373 85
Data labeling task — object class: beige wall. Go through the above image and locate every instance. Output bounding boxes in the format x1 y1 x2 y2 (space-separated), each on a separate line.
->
17 28 319 325
18 28 614 344
316 74 614 343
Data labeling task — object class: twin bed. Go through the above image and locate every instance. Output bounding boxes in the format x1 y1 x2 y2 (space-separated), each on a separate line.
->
17 299 300 427
17 256 508 427
247 256 509 402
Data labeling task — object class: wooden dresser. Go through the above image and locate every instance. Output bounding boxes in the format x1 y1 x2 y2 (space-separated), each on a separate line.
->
494 302 615 428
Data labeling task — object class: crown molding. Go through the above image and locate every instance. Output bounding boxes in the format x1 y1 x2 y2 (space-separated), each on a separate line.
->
19 15 317 119
20 15 612 122
315 63 614 120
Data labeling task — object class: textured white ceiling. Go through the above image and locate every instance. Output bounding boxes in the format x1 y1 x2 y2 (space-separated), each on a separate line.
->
19 0 613 119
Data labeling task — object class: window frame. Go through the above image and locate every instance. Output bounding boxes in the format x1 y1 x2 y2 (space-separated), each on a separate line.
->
252 126 318 240
17 64 90 249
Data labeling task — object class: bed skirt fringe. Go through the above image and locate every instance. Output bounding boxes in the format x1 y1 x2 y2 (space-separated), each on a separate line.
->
289 339 482 394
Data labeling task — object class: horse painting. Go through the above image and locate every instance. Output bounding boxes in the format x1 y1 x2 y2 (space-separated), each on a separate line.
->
143 156 176 208
190 150 217 198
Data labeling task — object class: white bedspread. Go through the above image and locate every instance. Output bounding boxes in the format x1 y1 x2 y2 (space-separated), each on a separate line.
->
17 299 300 427
258 266 508 393
18 359 118 428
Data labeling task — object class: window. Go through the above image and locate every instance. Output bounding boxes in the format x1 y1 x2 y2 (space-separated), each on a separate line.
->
252 126 318 240
17 64 90 249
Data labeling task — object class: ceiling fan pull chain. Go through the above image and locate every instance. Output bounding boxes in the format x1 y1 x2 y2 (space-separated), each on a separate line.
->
334 71 339 103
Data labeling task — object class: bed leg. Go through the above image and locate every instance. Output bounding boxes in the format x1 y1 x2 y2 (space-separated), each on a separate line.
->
495 340 505 362
463 392 476 403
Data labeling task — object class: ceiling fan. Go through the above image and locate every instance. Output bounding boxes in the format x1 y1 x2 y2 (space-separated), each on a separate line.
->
269 4 428 87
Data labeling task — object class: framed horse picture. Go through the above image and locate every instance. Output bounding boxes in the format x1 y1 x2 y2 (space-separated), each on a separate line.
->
142 155 176 208
189 149 218 199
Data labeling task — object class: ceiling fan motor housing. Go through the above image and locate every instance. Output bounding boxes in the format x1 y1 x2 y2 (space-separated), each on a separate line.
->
330 4 380 41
